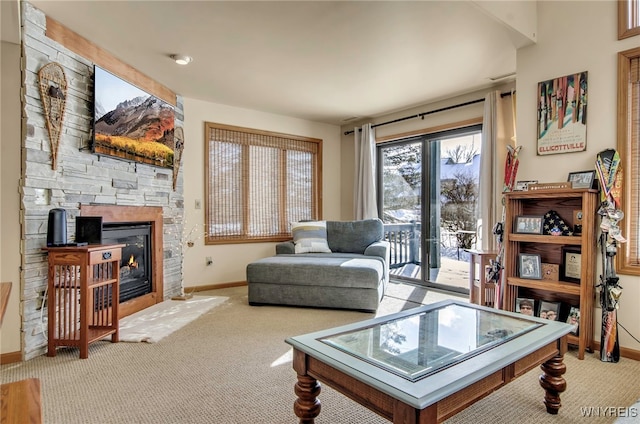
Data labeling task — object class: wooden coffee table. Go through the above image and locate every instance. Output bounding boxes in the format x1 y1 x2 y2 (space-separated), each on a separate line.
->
285 300 572 423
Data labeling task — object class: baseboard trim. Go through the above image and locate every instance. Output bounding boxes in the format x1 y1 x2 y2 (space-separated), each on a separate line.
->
184 281 247 293
0 350 22 365
592 341 640 361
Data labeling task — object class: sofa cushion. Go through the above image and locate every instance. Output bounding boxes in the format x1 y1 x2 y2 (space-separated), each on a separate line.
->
291 221 331 254
246 254 384 289
327 219 384 254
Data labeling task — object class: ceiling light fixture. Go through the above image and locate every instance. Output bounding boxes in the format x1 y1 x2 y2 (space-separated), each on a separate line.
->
170 54 193 65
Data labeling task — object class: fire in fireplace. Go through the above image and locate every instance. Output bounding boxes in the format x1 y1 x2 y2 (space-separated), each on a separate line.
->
102 222 152 303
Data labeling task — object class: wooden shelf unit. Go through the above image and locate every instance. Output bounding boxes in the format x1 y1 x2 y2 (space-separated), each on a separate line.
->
44 244 124 359
502 188 598 360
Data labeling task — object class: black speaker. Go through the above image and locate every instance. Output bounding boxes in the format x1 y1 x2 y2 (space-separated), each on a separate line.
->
76 216 103 244
47 208 67 247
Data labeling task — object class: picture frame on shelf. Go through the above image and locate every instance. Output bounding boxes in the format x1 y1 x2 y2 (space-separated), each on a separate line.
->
514 215 544 234
516 298 535 316
515 180 538 191
519 253 542 279
541 263 560 281
561 246 582 283
538 301 561 321
573 209 583 235
566 306 580 335
567 170 597 189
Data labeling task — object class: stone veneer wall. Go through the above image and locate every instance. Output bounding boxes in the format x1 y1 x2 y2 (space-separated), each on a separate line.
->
20 2 184 360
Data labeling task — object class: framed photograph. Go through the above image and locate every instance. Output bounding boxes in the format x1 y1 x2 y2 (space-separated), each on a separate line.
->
516 298 535 316
566 306 580 335
514 215 544 234
519 253 542 279
561 246 582 283
515 180 538 191
538 301 560 321
567 170 596 189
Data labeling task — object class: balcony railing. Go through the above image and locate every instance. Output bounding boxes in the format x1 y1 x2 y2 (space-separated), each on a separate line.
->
384 222 421 269
384 222 477 269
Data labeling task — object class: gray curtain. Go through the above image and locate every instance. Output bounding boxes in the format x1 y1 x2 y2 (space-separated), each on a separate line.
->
354 123 378 220
478 91 514 251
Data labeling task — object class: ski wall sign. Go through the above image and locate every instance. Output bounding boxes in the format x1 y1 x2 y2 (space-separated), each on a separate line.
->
536 72 588 155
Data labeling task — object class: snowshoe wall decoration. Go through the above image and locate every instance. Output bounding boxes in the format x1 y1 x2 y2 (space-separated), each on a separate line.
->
173 126 184 190
38 62 67 170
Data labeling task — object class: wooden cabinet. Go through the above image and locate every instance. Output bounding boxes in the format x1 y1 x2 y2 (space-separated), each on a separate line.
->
466 249 499 307
502 188 598 359
44 244 124 359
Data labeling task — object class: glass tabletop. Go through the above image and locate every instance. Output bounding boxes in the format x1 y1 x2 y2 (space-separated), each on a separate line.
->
319 303 541 382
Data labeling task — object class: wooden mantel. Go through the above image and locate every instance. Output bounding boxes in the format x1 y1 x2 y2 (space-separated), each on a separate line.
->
45 16 176 107
80 205 164 318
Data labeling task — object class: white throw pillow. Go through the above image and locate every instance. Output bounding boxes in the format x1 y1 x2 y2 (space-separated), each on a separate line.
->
291 221 332 254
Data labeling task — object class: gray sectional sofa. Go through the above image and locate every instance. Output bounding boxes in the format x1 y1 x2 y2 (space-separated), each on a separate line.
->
246 219 390 312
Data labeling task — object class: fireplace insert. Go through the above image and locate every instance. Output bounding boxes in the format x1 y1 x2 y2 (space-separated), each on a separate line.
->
102 222 152 303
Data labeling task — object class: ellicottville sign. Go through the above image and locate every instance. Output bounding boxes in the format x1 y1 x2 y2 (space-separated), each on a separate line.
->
536 72 588 155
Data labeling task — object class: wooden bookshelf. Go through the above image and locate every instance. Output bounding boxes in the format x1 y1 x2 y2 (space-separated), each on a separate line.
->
502 188 598 359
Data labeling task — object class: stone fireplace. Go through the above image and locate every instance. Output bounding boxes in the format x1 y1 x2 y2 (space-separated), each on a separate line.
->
19 4 185 359
80 205 165 319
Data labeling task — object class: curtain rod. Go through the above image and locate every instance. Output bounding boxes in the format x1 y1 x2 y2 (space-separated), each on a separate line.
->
344 91 513 136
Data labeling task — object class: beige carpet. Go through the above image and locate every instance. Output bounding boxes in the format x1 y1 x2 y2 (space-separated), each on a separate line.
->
1 282 639 424
118 295 228 343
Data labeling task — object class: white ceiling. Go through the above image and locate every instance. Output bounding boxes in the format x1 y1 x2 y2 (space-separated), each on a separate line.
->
18 1 531 126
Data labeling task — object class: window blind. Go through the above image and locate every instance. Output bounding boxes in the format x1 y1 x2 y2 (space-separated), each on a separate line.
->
617 48 640 274
619 0 640 39
205 123 322 244
628 56 639 266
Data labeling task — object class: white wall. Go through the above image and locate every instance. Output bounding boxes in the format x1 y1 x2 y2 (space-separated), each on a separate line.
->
181 98 341 288
516 1 640 352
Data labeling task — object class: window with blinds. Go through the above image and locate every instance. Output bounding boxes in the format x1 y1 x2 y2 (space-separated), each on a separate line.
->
204 122 322 244
619 0 640 40
617 47 640 274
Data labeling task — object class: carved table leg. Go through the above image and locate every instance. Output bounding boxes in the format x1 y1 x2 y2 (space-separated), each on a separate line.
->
294 374 321 424
539 353 567 414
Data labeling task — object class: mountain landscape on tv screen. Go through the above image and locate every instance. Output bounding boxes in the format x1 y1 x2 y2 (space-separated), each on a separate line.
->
93 66 175 169
95 95 174 144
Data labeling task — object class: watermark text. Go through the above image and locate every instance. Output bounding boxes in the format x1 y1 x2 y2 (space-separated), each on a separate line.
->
580 406 638 418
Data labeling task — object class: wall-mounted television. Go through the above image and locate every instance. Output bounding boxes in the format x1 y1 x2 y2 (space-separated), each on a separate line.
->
93 65 175 169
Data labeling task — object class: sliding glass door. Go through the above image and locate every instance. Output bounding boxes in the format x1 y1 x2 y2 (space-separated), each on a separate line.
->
378 125 482 294
379 140 423 279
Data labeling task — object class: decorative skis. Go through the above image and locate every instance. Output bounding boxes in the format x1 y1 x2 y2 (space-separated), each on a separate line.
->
487 144 522 309
595 148 625 363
